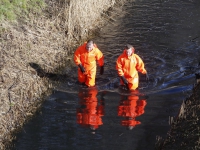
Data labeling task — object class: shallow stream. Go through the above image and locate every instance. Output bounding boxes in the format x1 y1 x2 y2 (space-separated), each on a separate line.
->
11 0 200 150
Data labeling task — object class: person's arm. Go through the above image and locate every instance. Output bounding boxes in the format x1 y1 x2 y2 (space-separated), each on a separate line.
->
96 48 104 75
96 49 104 66
74 45 86 73
116 56 124 76
135 54 147 74
74 47 82 66
78 64 85 73
135 54 149 81
116 56 129 89
121 76 129 89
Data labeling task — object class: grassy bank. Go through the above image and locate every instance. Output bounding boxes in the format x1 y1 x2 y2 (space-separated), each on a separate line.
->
0 0 45 20
0 0 128 149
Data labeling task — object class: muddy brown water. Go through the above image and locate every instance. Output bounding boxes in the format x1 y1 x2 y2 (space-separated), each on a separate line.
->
11 0 200 150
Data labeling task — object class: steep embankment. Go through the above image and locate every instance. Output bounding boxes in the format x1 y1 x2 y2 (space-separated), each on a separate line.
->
155 82 200 150
0 0 127 149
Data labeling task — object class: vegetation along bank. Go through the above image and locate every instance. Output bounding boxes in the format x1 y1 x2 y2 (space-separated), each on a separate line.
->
0 0 128 149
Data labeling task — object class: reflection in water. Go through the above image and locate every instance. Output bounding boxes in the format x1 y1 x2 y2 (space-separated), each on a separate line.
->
76 87 104 133
118 90 147 130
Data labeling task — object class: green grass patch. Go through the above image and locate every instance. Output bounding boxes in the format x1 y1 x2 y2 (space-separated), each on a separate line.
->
0 0 45 21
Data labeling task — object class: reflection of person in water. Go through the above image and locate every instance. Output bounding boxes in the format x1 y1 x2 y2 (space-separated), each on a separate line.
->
118 91 147 130
76 87 104 133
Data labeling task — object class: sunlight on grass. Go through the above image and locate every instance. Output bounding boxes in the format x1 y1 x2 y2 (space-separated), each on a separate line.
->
0 0 45 21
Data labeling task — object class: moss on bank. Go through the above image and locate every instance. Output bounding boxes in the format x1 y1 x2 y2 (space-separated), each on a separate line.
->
0 0 128 149
0 0 45 21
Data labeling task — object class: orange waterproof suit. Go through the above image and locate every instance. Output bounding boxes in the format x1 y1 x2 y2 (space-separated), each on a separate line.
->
76 87 104 130
118 94 147 128
116 50 147 90
74 42 104 87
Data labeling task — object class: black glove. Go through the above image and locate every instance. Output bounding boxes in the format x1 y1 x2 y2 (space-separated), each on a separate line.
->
78 64 85 73
145 73 149 81
121 76 129 90
100 66 104 75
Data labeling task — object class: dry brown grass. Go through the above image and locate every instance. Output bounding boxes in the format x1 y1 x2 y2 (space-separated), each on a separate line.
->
0 0 128 149
155 83 200 150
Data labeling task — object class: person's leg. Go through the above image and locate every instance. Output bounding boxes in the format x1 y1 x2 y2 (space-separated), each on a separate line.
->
85 69 96 87
129 77 139 90
78 69 86 84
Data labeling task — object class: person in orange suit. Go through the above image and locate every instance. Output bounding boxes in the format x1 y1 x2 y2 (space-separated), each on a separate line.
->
116 44 149 90
74 40 104 87
76 87 104 132
118 91 147 130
